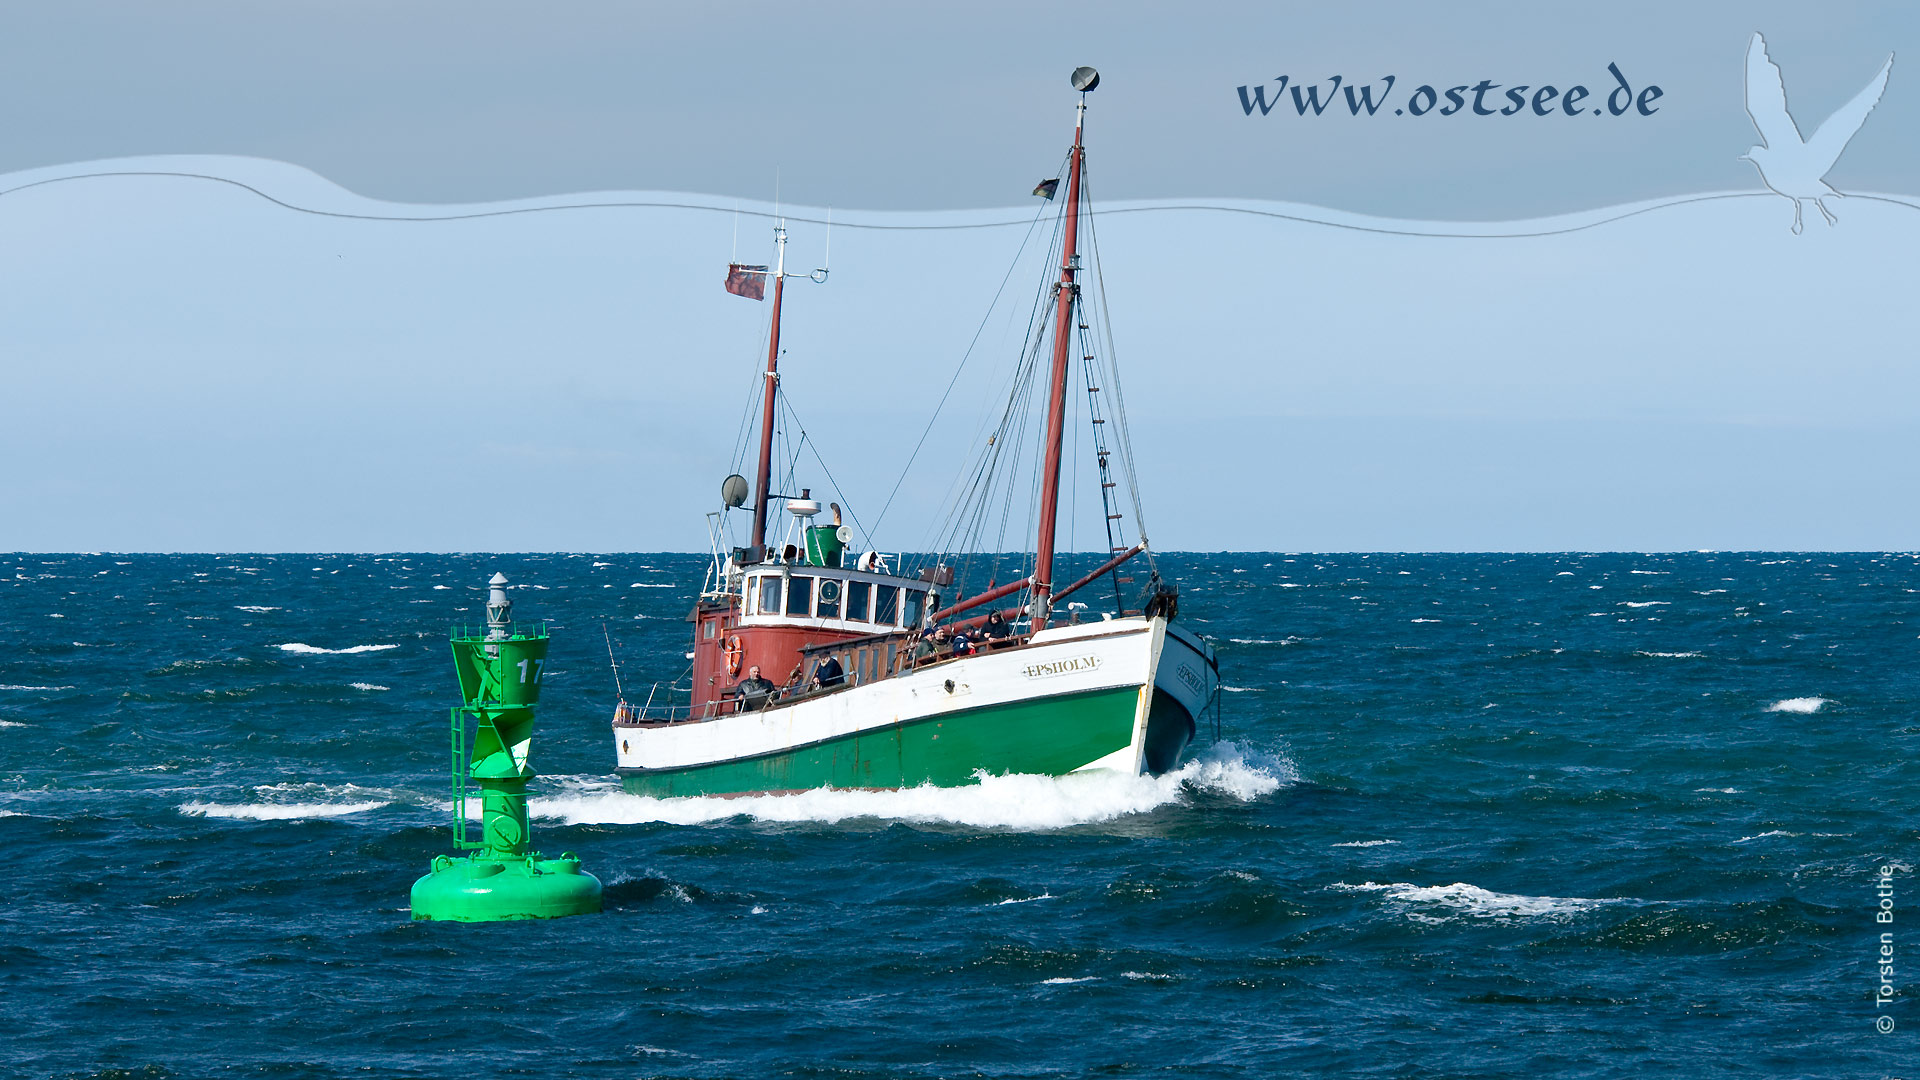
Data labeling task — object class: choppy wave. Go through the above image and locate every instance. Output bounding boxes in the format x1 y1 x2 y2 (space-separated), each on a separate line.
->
177 782 399 820
180 799 390 820
1766 697 1828 714
0 684 75 690
1334 881 1624 923
0 719 27 728
529 743 1292 831
276 643 400 655
349 682 390 691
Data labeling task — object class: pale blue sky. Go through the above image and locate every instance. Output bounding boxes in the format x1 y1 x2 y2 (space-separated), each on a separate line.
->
1 3 1916 552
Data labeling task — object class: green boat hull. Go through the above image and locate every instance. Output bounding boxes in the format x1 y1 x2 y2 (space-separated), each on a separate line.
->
618 684 1146 797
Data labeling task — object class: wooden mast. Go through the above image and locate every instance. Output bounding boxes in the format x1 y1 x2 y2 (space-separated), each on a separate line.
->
1029 79 1092 632
751 225 788 550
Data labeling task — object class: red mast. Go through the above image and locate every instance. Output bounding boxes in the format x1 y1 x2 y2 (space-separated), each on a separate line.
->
1030 69 1097 632
751 226 789 550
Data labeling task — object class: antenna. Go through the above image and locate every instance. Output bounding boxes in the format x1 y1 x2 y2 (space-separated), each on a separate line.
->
602 622 624 699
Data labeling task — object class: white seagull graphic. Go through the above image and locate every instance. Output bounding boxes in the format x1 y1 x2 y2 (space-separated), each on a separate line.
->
1742 32 1893 233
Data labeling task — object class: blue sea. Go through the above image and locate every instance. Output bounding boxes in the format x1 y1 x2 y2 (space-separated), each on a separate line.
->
1 552 1912 1078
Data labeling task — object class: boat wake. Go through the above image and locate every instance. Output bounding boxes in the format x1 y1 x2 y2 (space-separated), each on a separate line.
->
530 742 1293 831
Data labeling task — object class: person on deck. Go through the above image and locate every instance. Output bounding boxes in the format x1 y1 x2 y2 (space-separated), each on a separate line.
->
811 654 845 690
736 665 776 711
951 629 975 657
781 663 806 699
984 610 1012 641
910 631 936 665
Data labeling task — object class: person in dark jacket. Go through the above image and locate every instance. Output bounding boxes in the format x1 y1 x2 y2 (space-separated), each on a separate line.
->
811 654 845 690
736 665 776 711
984 610 1012 640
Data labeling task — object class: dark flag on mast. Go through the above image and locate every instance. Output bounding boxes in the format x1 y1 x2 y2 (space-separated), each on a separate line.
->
1032 178 1060 200
725 263 768 300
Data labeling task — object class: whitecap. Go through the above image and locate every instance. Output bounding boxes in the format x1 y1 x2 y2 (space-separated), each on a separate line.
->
1041 976 1096 985
1220 685 1263 693
0 684 75 691
995 893 1057 906
1120 971 1177 981
0 720 27 728
1619 601 1669 608
276 643 400 655
1332 839 1397 848
1410 617 1441 623
350 683 390 691
1694 787 1742 794
234 605 280 613
1629 570 1669 575
1228 637 1301 646
180 800 389 820
433 585 450 590
528 742 1293 831
630 583 675 589
1333 881 1621 922
1734 829 1801 843
1635 651 1703 659
1766 697 1828 714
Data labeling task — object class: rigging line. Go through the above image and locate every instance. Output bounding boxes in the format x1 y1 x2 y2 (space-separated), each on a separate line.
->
923 196 1068 558
1080 162 1152 558
867 189 1058 541
0 169 1790 238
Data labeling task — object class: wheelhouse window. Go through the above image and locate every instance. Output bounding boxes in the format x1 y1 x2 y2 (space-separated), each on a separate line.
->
873 584 899 627
845 580 872 624
903 589 925 628
758 575 781 617
787 575 814 617
817 577 842 618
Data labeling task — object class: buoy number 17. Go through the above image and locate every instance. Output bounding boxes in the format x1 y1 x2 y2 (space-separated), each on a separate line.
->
516 658 545 685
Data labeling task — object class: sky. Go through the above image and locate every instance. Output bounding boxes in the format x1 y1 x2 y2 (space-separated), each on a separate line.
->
2 2 1916 552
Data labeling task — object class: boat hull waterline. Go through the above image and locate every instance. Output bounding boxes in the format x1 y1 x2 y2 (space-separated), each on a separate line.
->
614 617 1216 797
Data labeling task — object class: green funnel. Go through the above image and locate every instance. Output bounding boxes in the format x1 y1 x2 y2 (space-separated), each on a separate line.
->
411 572 601 922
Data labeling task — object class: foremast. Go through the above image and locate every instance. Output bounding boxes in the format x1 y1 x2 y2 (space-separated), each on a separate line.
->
751 227 788 550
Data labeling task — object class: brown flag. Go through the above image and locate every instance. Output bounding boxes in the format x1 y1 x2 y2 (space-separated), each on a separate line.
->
726 263 768 300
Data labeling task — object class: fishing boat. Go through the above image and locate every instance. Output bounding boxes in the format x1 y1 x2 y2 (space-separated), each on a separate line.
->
610 66 1220 797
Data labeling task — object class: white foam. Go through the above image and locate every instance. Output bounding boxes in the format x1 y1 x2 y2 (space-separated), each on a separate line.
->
1228 636 1301 645
234 605 280 613
0 684 74 690
1041 976 1096 985
1332 839 1397 848
1120 971 1177 981
1629 570 1669 575
350 682 390 691
0 720 27 728
1333 881 1621 922
276 643 400 655
1766 697 1828 714
1734 829 1801 842
433 585 450 590
1635 651 1703 659
529 742 1292 831
995 893 1057 906
1619 601 1669 608
180 800 389 820
1410 617 1441 623
1220 685 1262 692
630 583 675 589
1694 787 1742 793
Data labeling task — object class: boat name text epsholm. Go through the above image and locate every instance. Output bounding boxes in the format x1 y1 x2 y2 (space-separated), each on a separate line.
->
1021 655 1103 680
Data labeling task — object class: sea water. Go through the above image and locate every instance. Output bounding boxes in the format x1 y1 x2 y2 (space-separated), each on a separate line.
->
1 552 1912 1077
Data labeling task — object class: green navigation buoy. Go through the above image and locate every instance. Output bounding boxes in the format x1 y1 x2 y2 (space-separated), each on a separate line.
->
411 572 601 922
